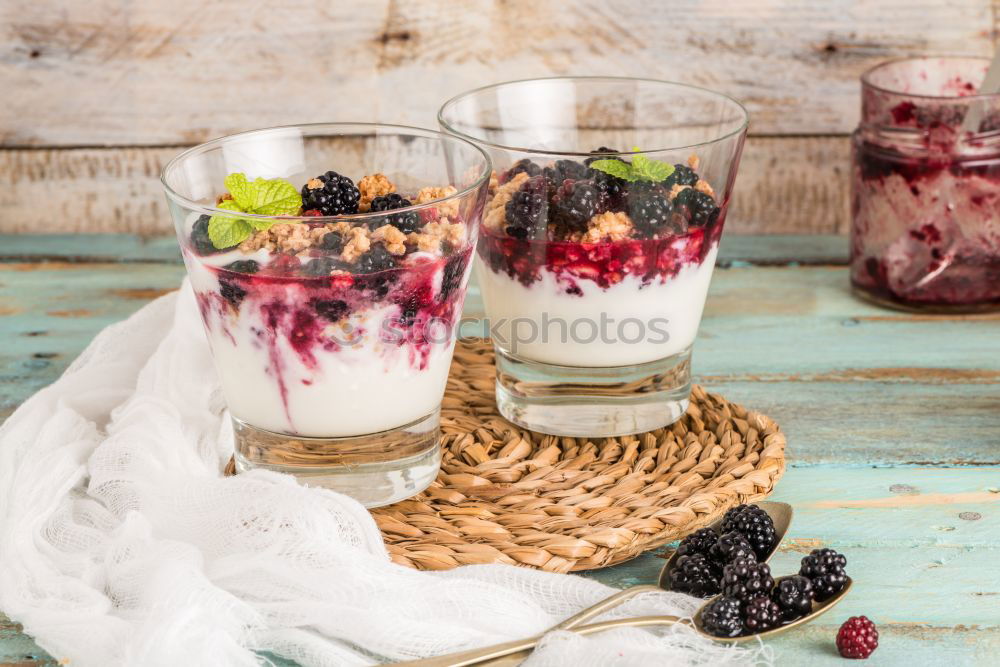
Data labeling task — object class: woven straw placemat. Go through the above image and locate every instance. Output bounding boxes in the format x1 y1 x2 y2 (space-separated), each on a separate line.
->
226 339 786 573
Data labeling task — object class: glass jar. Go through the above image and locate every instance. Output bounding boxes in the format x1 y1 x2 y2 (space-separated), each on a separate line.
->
851 56 1000 312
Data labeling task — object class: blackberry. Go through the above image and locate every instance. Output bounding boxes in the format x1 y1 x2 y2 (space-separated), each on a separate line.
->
629 191 674 237
301 170 360 216
720 557 775 606
710 531 758 565
675 528 718 560
674 188 720 227
665 164 699 188
668 554 720 598
504 158 541 182
439 253 467 301
190 215 218 255
720 504 777 560
836 616 879 659
319 232 344 253
355 245 396 274
743 596 782 634
370 193 421 234
312 299 349 322
552 180 598 231
799 548 848 601
219 280 247 308
303 256 350 277
543 159 589 188
770 575 814 621
700 597 743 638
224 260 259 274
504 176 548 239
584 146 623 166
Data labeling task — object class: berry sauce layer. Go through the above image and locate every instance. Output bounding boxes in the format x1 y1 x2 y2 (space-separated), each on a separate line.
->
479 221 723 292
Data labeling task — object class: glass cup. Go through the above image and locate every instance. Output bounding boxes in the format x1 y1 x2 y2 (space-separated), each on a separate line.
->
439 77 748 437
851 56 1000 312
161 123 490 506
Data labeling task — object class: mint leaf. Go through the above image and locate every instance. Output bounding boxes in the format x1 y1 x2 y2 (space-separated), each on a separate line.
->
208 213 253 249
589 159 638 182
207 173 302 248
224 173 255 210
247 177 301 216
632 154 675 183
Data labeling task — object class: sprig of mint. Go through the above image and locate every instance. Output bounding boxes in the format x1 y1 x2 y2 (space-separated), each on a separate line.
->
207 173 302 249
589 148 676 183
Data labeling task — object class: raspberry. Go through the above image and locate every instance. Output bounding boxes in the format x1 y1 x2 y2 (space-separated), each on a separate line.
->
675 528 718 560
700 597 743 638
743 596 782 634
836 616 878 659
799 548 849 601
721 557 775 606
668 553 720 598
771 575 813 621
710 531 758 565
721 504 777 560
370 193 421 233
301 170 360 216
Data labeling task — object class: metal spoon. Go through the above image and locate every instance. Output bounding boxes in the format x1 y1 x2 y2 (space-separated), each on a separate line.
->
400 576 852 666
401 502 801 666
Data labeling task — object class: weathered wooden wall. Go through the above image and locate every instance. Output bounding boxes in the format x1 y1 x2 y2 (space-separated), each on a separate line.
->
0 0 996 235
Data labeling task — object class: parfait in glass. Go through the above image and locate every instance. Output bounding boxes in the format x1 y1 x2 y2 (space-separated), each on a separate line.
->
161 124 490 506
439 77 748 437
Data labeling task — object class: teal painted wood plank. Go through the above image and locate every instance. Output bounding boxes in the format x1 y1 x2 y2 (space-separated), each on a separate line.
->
0 615 55 666
0 262 185 419
0 234 849 266
588 465 1000 666
0 234 182 264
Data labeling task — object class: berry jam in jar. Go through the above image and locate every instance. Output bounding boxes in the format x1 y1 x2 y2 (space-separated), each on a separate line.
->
851 57 1000 312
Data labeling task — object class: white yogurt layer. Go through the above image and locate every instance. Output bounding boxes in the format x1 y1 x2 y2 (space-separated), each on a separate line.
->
476 245 718 367
186 256 456 438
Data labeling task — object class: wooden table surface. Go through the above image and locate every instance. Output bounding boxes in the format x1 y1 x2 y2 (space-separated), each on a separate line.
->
1 234 998 666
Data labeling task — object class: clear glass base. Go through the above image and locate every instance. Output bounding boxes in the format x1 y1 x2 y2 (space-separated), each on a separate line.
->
493 346 692 437
232 411 441 508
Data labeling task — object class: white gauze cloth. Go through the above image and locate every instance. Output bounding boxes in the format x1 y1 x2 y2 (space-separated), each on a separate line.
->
0 282 772 666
